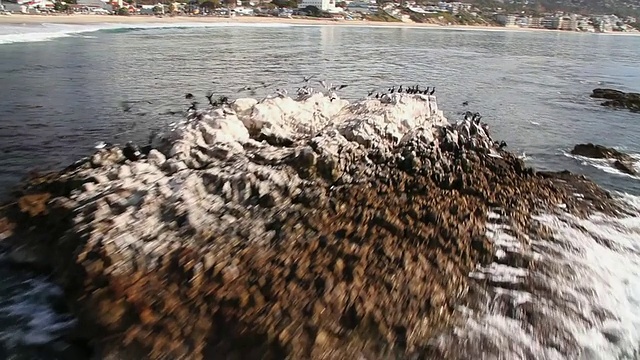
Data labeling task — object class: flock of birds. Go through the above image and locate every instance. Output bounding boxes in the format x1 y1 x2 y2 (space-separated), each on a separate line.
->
108 77 520 159
179 77 443 112
367 84 436 100
120 76 448 118
185 91 230 112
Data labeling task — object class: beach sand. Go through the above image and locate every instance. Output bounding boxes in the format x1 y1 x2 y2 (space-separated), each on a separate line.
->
0 13 546 32
1 14 638 36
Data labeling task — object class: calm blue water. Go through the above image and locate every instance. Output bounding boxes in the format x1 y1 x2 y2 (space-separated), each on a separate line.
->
0 22 639 358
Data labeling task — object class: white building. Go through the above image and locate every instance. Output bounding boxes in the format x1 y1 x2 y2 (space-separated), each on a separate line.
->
298 0 335 11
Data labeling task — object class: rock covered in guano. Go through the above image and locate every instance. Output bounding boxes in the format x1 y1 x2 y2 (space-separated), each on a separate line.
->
0 91 624 360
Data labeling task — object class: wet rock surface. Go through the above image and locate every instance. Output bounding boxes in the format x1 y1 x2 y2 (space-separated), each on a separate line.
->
591 88 640 112
0 92 625 359
571 143 636 175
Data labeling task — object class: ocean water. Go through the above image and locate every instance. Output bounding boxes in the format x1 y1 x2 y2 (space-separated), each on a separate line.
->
0 22 639 358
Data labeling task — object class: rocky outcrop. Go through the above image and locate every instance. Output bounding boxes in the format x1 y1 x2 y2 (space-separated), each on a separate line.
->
571 143 636 175
0 91 624 360
614 160 636 176
591 88 640 112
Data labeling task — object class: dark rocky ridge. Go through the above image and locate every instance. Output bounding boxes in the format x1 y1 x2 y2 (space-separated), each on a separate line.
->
0 92 626 359
591 88 640 112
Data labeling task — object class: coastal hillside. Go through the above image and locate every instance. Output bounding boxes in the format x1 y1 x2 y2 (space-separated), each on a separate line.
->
470 0 640 18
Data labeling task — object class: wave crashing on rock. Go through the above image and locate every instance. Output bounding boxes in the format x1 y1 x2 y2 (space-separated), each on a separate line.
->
0 90 629 359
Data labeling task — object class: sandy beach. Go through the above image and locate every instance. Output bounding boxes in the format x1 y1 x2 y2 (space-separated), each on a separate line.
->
0 13 563 33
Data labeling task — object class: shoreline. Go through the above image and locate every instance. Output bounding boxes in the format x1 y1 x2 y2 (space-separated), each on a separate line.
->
1 14 638 35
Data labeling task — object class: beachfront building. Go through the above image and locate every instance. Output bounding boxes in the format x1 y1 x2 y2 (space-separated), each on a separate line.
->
557 14 578 31
495 14 516 27
78 0 115 10
298 0 335 11
528 16 543 28
541 16 561 29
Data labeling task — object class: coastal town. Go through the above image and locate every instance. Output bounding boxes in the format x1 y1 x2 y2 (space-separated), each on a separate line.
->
1 0 639 32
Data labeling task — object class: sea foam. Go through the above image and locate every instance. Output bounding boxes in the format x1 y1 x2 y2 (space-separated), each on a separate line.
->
436 192 640 359
0 22 293 45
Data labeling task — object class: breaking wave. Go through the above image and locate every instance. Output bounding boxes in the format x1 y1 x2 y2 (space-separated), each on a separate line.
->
564 151 640 180
436 192 640 359
0 22 293 45
0 265 76 350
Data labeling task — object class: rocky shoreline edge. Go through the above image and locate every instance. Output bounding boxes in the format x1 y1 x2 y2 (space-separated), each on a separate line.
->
0 90 630 359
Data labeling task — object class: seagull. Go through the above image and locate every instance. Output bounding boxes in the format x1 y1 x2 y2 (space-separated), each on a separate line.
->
94 141 113 150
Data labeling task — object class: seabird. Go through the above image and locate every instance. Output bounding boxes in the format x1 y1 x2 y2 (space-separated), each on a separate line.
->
185 93 194 100
462 101 469 106
398 85 403 93
211 96 229 107
429 87 436 96
123 142 142 161
498 140 507 150
205 91 215 106
303 75 316 83
120 101 133 113
94 141 113 150
275 88 288 98
331 84 348 91
188 101 198 112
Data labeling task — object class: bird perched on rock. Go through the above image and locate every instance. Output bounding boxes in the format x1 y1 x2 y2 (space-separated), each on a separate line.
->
94 141 113 150
205 91 215 106
123 142 142 161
